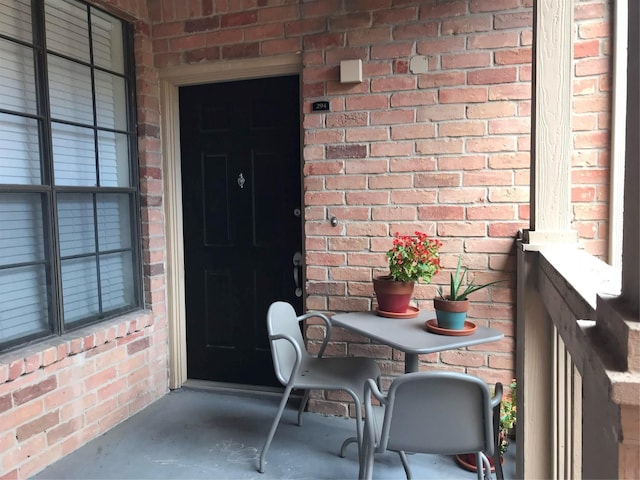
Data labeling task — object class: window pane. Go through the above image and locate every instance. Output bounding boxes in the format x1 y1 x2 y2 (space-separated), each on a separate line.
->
0 112 41 185
45 0 90 62
61 256 98 324
95 70 127 130
52 122 96 186
91 7 124 74
0 193 45 266
0 265 50 344
0 0 32 43
57 193 95 257
48 55 93 125
100 251 134 311
98 130 129 186
0 39 37 115
97 194 131 251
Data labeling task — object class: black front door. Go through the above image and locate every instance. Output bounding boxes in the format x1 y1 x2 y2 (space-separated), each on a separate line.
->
179 75 302 386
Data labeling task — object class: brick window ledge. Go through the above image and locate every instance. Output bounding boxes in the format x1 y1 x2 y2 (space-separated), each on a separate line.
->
0 310 155 384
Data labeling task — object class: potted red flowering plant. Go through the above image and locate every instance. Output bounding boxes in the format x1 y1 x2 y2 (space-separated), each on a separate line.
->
373 231 442 316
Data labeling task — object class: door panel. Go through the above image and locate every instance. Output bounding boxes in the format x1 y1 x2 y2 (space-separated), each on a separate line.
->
179 75 302 386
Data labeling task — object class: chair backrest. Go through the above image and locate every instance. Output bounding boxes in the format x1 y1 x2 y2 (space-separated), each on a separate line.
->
379 371 495 456
266 301 308 386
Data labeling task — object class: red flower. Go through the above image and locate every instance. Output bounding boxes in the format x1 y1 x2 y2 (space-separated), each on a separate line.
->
385 231 442 283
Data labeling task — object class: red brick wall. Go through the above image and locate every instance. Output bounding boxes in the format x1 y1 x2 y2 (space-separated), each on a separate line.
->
0 1 169 478
572 0 613 257
146 0 611 414
148 2 531 397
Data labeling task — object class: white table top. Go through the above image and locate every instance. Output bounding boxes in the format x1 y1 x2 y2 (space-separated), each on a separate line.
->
330 310 504 355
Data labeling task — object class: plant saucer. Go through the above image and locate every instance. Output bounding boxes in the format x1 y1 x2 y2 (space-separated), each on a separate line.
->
376 306 420 319
424 319 477 336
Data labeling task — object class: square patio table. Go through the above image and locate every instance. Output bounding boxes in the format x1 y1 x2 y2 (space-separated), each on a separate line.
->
331 310 504 373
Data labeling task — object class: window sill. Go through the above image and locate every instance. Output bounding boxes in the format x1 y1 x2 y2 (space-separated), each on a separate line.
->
0 309 154 383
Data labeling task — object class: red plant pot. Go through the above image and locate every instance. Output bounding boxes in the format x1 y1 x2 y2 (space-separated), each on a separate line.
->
372 275 415 313
454 453 503 473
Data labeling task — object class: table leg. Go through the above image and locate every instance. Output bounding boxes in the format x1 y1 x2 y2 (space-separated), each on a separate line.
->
405 353 419 373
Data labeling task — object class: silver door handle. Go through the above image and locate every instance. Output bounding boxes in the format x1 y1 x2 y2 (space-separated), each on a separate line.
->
293 251 303 297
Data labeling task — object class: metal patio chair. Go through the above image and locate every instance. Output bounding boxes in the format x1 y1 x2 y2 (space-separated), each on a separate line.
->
359 371 503 480
258 301 381 473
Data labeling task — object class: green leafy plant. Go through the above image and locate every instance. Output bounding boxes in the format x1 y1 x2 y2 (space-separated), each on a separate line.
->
386 231 442 283
437 255 506 301
499 379 517 455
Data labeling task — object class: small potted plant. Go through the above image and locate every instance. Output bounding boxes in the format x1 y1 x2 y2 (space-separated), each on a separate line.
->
434 255 506 329
456 380 517 473
498 379 517 455
373 231 442 316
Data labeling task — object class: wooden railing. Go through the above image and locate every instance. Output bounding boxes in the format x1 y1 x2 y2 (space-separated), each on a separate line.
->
518 246 639 479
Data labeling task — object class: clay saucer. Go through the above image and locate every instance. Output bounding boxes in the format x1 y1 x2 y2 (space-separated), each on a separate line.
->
376 306 420 319
424 319 477 336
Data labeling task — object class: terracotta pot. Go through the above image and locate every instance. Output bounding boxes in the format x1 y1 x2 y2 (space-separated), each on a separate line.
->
454 452 503 473
373 275 414 313
433 298 469 329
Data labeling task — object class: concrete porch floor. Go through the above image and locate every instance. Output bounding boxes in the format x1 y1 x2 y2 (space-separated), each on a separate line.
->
33 385 516 479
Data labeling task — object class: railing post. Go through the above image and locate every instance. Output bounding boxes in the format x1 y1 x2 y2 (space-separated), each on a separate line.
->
519 0 576 477
516 244 553 479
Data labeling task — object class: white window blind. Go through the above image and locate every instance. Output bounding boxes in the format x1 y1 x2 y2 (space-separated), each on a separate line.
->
44 0 90 62
51 122 96 186
61 257 99 324
0 39 37 115
98 130 129 186
91 7 124 74
48 55 93 125
0 113 41 185
0 194 49 343
100 251 134 312
0 0 32 43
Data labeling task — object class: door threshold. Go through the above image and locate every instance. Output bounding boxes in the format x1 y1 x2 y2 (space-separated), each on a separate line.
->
182 379 302 399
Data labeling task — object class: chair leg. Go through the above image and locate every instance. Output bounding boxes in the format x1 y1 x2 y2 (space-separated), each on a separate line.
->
398 451 412 479
483 453 494 480
258 385 293 473
340 436 357 458
492 402 504 480
354 376 381 468
297 389 310 426
340 393 363 458
475 452 484 480
353 397 363 451
359 435 375 480
475 452 493 480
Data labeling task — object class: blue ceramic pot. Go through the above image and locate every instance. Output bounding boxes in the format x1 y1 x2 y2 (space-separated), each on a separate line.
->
435 309 467 329
433 298 469 330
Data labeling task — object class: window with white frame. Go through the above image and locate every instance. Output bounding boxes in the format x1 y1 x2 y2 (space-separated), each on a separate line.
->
0 0 141 351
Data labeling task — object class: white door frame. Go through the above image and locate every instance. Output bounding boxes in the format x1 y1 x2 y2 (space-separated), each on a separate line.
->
158 54 302 388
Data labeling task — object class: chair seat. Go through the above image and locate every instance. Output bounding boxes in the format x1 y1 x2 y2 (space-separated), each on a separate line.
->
292 356 380 400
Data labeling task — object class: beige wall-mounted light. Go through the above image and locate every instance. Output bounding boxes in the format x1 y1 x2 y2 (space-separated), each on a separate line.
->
340 59 362 83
